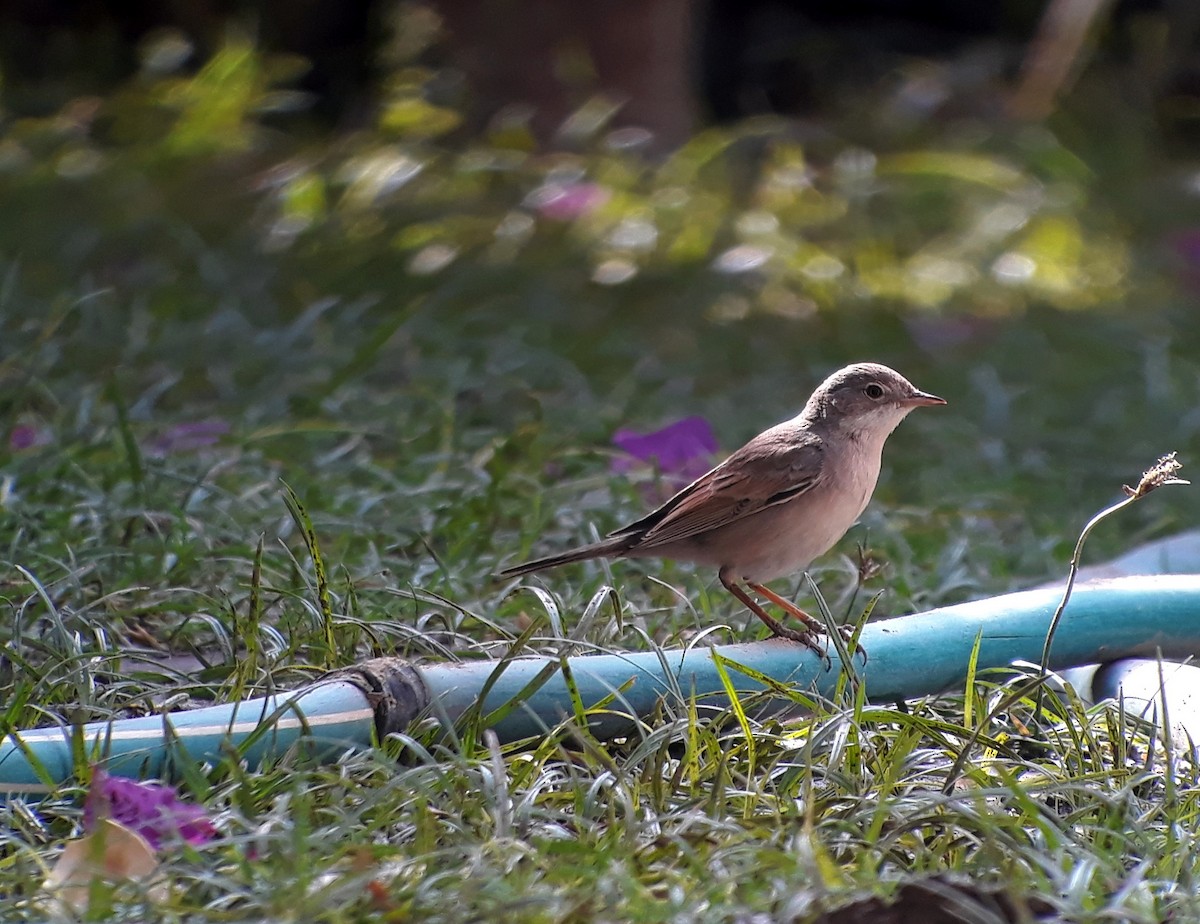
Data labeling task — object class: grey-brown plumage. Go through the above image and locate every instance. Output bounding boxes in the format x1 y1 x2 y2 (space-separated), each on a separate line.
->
498 362 945 653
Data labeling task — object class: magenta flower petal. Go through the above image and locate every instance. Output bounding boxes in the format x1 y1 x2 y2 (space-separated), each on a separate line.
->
1172 229 1200 291
530 182 610 221
612 416 717 483
147 419 231 457
84 769 217 850
9 424 50 451
1173 228 1200 265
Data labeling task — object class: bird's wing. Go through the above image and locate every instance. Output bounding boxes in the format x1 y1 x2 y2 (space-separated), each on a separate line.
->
608 425 826 550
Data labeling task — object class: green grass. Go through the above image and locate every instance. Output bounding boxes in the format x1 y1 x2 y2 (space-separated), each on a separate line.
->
5 32 1200 921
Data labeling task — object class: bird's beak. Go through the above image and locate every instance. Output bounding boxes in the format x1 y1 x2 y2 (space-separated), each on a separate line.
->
904 389 947 408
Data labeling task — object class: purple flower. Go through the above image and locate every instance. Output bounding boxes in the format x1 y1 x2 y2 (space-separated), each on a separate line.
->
84 769 217 850
904 315 995 354
612 416 717 485
1174 228 1200 263
529 182 610 221
146 419 230 457
1173 229 1200 291
9 424 50 451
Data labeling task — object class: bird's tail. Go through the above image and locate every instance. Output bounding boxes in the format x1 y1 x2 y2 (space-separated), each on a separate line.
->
495 538 627 579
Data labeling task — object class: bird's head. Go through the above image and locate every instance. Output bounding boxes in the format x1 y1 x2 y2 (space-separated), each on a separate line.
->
807 362 946 438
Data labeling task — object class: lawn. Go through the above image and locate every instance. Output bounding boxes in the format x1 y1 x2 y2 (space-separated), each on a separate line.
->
3 26 1200 922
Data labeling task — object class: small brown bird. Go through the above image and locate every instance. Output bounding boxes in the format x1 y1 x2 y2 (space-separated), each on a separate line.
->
498 362 945 654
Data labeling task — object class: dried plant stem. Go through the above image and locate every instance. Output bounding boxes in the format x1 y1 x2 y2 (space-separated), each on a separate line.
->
1039 494 1139 678
1037 453 1188 712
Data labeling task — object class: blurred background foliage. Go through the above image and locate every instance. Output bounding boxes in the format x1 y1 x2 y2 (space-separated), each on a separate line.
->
3 0 1200 612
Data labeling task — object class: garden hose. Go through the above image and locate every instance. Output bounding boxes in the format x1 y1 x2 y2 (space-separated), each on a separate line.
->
2 575 1198 794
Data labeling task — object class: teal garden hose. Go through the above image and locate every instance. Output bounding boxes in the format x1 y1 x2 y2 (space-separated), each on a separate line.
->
3 575 1199 794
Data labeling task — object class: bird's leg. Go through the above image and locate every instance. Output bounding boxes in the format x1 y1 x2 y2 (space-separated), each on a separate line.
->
749 581 867 662
719 569 826 659
745 583 824 634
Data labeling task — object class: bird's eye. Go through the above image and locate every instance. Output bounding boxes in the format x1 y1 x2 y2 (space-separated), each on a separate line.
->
864 383 885 399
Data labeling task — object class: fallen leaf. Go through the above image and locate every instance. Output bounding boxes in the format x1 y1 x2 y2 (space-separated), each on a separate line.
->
43 818 163 914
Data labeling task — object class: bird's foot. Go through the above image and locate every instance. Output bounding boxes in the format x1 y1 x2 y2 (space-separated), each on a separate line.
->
746 581 867 665
766 621 868 669
765 620 830 663
836 623 868 665
720 573 867 668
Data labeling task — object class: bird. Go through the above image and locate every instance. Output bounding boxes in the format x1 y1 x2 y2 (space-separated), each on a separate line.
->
497 362 945 656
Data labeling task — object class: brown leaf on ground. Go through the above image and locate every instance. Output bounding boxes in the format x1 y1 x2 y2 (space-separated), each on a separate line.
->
43 819 163 914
